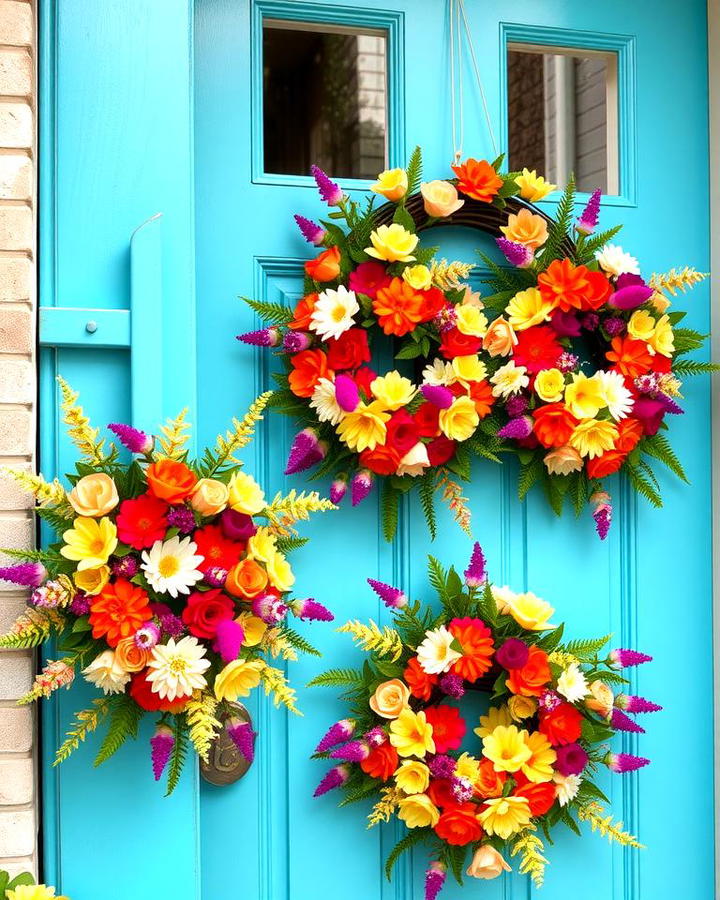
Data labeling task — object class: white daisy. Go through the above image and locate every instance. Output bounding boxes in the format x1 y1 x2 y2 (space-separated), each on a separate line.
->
416 625 462 675
491 585 517 615
141 535 204 598
147 636 211 701
310 377 345 425
556 662 589 703
421 359 457 386
490 361 529 398
82 650 131 695
597 370 634 420
309 285 359 341
594 243 640 277
554 772 582 807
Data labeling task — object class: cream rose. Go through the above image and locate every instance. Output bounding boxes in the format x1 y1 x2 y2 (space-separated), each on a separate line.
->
439 396 480 442
482 317 517 357
190 478 229 516
369 678 410 718
466 846 512 880
585 679 614 717
543 445 583 476
67 473 119 518
420 179 465 217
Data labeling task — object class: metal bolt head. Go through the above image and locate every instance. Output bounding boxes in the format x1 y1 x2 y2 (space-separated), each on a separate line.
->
85 320 98 334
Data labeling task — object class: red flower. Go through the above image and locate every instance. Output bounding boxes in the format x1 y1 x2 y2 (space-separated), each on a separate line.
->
349 261 390 299
360 742 398 781
449 617 495 682
427 436 457 466
414 403 441 438
116 493 169 550
434 803 484 845
354 366 377 399
416 286 448 323
181 588 235 640
427 778 459 809
193 524 244 574
439 327 483 359
583 270 613 310
425 704 466 753
513 326 563 373
325 328 371 371
386 410 420 456
359 444 401 476
539 702 583 746
513 781 556 816
130 669 191 712
404 656 438 700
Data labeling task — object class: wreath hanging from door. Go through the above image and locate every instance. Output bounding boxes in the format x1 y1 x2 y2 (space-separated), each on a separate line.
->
0 379 335 794
240 148 713 541
310 543 659 897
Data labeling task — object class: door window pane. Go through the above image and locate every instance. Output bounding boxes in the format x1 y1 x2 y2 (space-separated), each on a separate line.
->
507 45 619 194
263 20 388 178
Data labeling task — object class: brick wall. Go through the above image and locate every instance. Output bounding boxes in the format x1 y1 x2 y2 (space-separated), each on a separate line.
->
0 0 37 879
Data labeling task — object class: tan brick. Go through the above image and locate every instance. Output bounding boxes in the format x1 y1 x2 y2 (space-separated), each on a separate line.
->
0 408 31 453
0 3 34 47
0 857 36 880
0 517 33 566
0 154 30 199
0 706 32 752
0 256 32 301
0 808 34 857
0 205 32 251
0 102 31 149
0 357 32 403
0 308 31 353
0 464 33 509
0 49 31 97
0 758 33 805
0 594 28 633
0 652 32 700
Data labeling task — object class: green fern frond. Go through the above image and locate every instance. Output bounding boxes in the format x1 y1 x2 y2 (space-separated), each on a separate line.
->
418 471 437 540
243 296 293 325
186 691 221 763
541 174 575 264
624 463 663 508
577 224 623 259
562 633 612 660
94 694 143 766
384 828 429 881
406 145 423 195
275 536 309 554
165 715 189 796
307 668 364 688
278 626 321 657
672 359 720 376
0 607 65 649
382 482 400 542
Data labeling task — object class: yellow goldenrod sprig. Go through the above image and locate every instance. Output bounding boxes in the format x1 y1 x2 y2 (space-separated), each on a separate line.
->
511 828 549 888
0 607 65 649
57 376 113 465
261 664 301 715
186 691 221 763
437 472 473 537
264 490 336 534
0 468 70 511
18 657 76 705
578 802 644 848
430 258 475 290
337 619 403 662
649 267 707 296
367 787 403 827
53 698 111 766
156 408 191 460
211 391 273 470
263 628 298 662
548 650 580 668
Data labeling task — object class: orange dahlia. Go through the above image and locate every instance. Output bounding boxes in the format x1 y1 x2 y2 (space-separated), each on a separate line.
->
89 577 152 647
451 158 503 202
538 258 595 312
449 616 495 682
606 336 654 378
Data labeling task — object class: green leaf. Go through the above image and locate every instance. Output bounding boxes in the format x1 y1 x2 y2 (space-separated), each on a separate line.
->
518 458 543 501
563 633 612 660
476 582 498 627
93 694 144 767
577 224 623 260
165 715 189 796
427 556 449 602
382 482 400 542
672 359 720 376
6 873 35 890
280 627 321 657
418 471 437 540
385 827 429 881
540 174 575 264
243 296 293 325
559 807 582 836
393 204 416 232
394 341 424 360
537 623 564 651
276 535 310 554
406 145 423 195
307 668 364 688
624 463 663 508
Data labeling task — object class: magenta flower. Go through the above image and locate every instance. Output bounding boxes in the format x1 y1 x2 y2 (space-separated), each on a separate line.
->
420 384 454 409
505 395 527 417
334 374 360 413
550 309 582 337
214 618 245 662
111 555 139 579
282 331 311 353
221 509 257 541
557 351 580 373
236 327 281 348
615 694 662 714
554 742 588 776
496 237 533 268
498 415 533 440
204 566 228 588
538 689 563 712
450 775 474 802
290 597 334 622
294 213 326 246
69 593 91 616
285 427 326 476
591 489 612 541
311 164 343 206
425 862 447 900
576 188 601 234
496 637 529 670
167 505 196 534
330 475 348 505
108 422 153 455
364 726 387 748
608 648 653 669
464 541 486 587
609 708 645 734
604 316 627 337
428 755 456 778
604 751 650 774
434 305 458 333
367 577 407 609
0 561 46 588
158 612 185 639
351 469 373 506
315 719 355 754
313 763 350 797
348 261 389 299
608 283 653 311
228 718 256 763
329 740 370 762
134 621 160 650
439 673 464 698
150 725 175 781
252 593 288 625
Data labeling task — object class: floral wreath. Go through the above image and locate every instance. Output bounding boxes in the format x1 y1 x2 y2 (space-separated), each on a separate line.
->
0 869 66 900
241 149 714 540
0 379 335 793
311 543 659 897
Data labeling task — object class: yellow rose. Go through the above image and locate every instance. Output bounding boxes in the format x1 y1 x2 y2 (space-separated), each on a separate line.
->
543 444 583 476
214 658 265 702
514 168 556 202
482 317 518 357
504 591 556 631
500 208 548 250
227 471 266 515
395 760 431 794
534 368 565 403
466 845 512 880
402 264 432 290
452 354 487 385
371 371 416 411
564 372 607 419
364 223 418 263
420 179 464 217
648 314 674 357
370 167 408 201
508 695 537 721
455 305 489 338
506 287 554 331
369 678 410 719
397 793 440 828
190 478 229 516
67 473 119 518
439 396 480 441
246 527 278 563
60 516 117 571
265 549 295 593
237 612 267 647
627 309 656 342
73 564 110 596
570 419 619 459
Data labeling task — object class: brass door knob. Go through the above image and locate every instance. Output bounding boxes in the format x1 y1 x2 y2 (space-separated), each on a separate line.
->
200 702 255 786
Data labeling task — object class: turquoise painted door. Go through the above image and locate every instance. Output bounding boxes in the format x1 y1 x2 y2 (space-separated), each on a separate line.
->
40 1 713 899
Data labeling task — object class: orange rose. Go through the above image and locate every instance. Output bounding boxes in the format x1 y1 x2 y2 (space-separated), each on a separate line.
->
369 678 410 719
434 802 484 846
474 758 507 799
67 473 119 517
289 292 318 330
451 158 503 202
482 317 517 357
225 558 268 599
586 449 626 479
466 845 512 880
115 636 151 673
513 781 556 816
360 742 399 781
500 208 548 250
359 444 401 476
146 459 197 504
288 349 332 398
305 246 341 282
532 403 579 449
506 645 551 697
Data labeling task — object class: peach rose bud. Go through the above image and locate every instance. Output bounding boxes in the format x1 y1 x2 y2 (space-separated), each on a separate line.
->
190 478 230 516
421 180 465 218
466 845 512 880
67 473 119 518
482 317 518 357
369 678 411 719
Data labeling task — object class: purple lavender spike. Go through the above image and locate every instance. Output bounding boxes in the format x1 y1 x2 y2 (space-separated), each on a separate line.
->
150 726 174 781
313 764 350 797
464 542 486 588
604 751 650 774
0 562 46 588
282 331 311 353
108 422 153 455
497 415 533 440
425 863 447 900
615 694 662 714
311 165 343 207
496 237 533 268
315 719 356 754
593 505 612 541
351 469 373 507
285 428 326 476
228 718 256 763
329 740 370 762
608 649 653 669
294 213 327 246
252 593 289 625
420 384 454 409
330 476 348 505
609 708 645 734
657 394 683 415
439 673 464 698
367 577 407 609
290 597 334 622
576 188 601 234
364 726 387 748
236 327 281 348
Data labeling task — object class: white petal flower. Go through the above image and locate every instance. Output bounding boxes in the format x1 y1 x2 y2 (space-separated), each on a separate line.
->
416 625 462 674
595 243 640 277
554 772 582 807
147 636 211 701
310 377 345 425
490 361 529 398
82 649 131 695
491 585 517 614
597 370 634 420
556 662 589 703
397 441 430 477
309 285 359 341
141 535 204 598
422 359 457 386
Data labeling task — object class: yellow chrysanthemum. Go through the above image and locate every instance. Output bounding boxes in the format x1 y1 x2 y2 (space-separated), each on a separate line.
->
454 751 481 783
455 305 489 337
389 708 435 758
228 471 266 515
478 796 532 839
648 314 674 357
60 516 117 571
514 168 556 202
214 658 265 702
482 724 532 773
439 396 480 442
534 368 565 403
365 223 418 263
265 549 295 593
336 401 390 452
246 527 277 563
395 760 431 794
237 612 267 647
521 731 557 783
397 792 440 828
7 886 68 900
452 354 488 386
402 264 432 290
474 704 513 738
569 419 619 459
506 287 554 331
371 371 417 411
564 372 607 419
627 309 656 342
